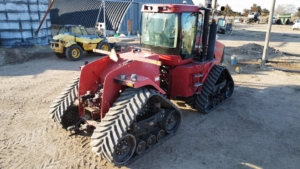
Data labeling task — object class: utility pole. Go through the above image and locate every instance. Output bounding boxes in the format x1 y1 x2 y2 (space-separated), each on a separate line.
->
103 0 106 37
261 0 276 69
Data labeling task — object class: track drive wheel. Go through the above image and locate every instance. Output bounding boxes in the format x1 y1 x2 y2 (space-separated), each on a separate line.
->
160 109 181 134
66 44 83 61
97 41 111 51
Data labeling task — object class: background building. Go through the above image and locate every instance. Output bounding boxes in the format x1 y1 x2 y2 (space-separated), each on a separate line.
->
50 0 194 35
0 0 52 47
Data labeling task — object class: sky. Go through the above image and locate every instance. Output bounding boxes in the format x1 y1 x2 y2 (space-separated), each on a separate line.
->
192 0 300 13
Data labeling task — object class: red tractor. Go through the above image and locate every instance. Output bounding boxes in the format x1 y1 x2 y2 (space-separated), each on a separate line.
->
50 3 234 165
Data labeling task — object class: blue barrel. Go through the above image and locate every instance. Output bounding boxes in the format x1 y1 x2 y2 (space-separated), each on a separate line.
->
231 55 238 65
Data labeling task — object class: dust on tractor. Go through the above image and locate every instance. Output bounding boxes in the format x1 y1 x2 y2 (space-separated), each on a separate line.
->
50 25 113 61
49 2 234 165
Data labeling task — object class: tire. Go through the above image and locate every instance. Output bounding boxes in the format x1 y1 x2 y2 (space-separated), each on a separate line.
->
97 41 111 51
55 52 65 58
65 44 83 61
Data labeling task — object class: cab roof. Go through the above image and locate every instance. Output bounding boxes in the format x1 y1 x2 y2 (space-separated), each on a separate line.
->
141 4 199 13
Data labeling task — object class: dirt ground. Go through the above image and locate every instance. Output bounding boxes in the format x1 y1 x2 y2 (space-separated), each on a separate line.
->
0 24 300 169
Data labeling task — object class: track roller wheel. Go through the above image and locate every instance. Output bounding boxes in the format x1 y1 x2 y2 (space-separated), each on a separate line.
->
151 128 165 142
160 109 181 134
135 138 146 155
141 134 156 148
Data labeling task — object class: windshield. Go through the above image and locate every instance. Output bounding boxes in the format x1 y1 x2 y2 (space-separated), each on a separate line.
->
71 26 88 35
217 19 226 27
141 13 178 48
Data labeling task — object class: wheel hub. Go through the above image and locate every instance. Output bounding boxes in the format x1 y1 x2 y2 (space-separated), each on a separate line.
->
61 106 80 129
116 140 128 155
166 115 175 127
65 110 77 122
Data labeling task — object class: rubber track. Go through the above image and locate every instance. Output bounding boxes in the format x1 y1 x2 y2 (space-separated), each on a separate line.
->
49 76 79 127
195 65 230 114
90 87 182 165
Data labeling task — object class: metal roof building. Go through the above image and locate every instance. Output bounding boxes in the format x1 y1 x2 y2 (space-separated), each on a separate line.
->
50 0 194 35
0 0 52 48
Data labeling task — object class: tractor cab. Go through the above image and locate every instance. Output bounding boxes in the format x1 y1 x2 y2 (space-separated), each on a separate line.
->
141 4 199 66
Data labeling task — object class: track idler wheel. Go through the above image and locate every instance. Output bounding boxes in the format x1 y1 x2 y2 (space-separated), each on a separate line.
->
141 134 156 148
113 133 136 164
160 109 181 134
135 138 146 155
61 106 81 129
151 128 165 142
224 81 234 98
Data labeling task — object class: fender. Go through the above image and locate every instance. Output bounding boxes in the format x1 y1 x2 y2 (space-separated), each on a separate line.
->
114 74 165 94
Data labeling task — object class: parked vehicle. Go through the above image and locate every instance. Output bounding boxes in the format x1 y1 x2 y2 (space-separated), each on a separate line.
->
217 18 226 34
50 25 112 61
293 19 300 24
292 22 300 30
247 12 260 24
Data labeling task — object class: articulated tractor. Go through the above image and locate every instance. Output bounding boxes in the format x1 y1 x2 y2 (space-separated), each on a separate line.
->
50 2 234 165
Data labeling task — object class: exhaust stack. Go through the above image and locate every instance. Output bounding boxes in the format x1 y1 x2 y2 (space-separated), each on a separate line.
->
206 0 217 61
200 0 212 61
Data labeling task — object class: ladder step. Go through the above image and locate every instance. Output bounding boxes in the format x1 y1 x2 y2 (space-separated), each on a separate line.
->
194 82 203 87
194 74 203 78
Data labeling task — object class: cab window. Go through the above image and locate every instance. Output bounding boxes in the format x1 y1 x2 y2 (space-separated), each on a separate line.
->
181 12 197 56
